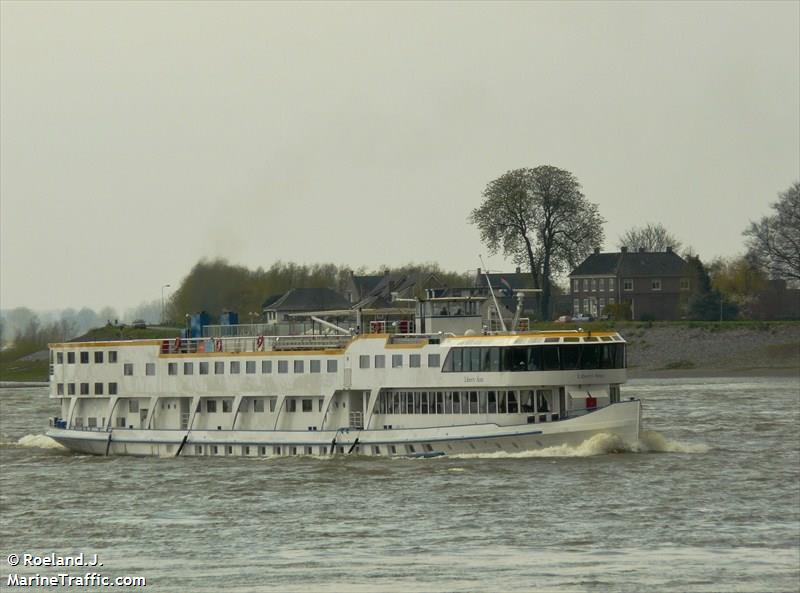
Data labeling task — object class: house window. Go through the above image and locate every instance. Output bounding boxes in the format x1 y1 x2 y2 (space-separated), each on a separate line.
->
262 360 272 374
428 353 440 368
206 400 217 413
651 279 662 291
583 298 590 312
359 355 370 369
591 279 597 292
68 383 76 395
94 351 103 363
410 354 421 368
599 298 606 311
609 297 616 306
374 355 385 368
199 362 209 375
254 399 265 412
392 354 403 368
215 361 224 374
57 352 64 364
109 351 117 363
573 299 580 314
599 278 605 292
94 382 103 395
310 360 320 373
108 382 117 395
80 383 89 395
246 361 256 374
168 362 178 375
571 279 577 293
146 363 155 376
293 360 304 373
278 361 288 374
608 278 615 291
326 360 337 373
582 279 588 291
623 279 633 291
184 362 194 375
66 351 76 364
230 361 240 374
680 278 690 291
80 352 89 364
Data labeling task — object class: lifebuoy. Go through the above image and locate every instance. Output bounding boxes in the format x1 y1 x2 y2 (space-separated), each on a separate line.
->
256 335 265 350
215 338 223 352
173 337 181 351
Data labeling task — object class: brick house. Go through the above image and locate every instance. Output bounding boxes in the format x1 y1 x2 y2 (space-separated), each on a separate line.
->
569 247 692 320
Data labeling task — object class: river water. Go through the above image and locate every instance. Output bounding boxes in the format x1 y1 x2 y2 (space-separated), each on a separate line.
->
1 377 798 593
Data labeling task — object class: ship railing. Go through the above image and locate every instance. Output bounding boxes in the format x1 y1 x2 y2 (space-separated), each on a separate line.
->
159 334 352 355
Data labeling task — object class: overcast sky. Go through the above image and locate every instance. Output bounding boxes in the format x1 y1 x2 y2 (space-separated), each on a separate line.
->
1 1 798 312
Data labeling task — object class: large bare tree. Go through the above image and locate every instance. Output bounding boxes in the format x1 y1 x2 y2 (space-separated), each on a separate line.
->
470 166 604 319
744 182 800 284
617 222 682 252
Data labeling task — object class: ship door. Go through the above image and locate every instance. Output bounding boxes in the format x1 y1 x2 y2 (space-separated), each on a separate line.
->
180 399 191 430
139 408 148 428
348 391 364 429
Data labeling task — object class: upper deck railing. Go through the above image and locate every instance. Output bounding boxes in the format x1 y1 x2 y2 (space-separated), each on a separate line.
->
159 334 354 355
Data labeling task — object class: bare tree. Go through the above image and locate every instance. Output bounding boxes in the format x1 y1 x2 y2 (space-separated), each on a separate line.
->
470 166 604 319
744 182 800 284
617 222 682 252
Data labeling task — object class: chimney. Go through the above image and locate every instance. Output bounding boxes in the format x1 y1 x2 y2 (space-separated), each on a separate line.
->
515 266 521 274
666 246 673 253
639 247 645 253
593 247 600 255
621 246 628 253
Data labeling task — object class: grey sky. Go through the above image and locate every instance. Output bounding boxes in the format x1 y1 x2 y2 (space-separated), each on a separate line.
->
1 1 798 312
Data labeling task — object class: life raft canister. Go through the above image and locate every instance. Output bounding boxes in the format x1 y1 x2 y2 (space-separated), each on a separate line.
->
173 337 182 351
256 335 265 350
214 338 223 352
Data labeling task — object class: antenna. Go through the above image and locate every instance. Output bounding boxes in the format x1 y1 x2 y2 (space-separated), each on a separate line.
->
479 255 507 332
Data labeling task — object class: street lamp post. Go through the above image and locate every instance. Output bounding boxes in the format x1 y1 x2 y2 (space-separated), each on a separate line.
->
161 284 171 325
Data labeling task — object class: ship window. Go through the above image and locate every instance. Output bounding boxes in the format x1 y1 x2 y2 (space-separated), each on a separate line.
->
124 363 133 375
262 360 272 374
326 359 337 373
146 363 156 376
222 399 232 413
373 446 380 455
541 347 560 370
116 417 126 428
390 445 397 454
286 399 297 413
452 349 462 372
196 445 203 455
206 400 217 413
420 392 429 414
392 354 403 368
582 345 602 369
274 446 281 455
129 400 139 413
68 383 76 395
521 390 534 413
488 391 497 413
57 352 64 364
109 351 117 363
507 391 519 413
278 361 288 374
498 390 507 413
259 446 266 455
244 446 250 455
292 447 298 455
359 355 370 369
67 352 75 364
469 391 479 414
226 446 233 455
445 391 453 414
215 361 224 374
199 362 209 375
527 347 542 371
560 346 579 370
406 445 415 454
436 392 444 414
269 398 276 412
94 351 103 363
80 383 89 395
184 362 194 375
374 355 385 368
57 383 64 395
294 360 304 373
452 391 461 414
246 361 256 374
406 392 414 414
87 417 96 428
254 399 265 412
302 399 312 412
168 363 178 375
310 360 321 373
305 446 313 455
428 353 440 368
442 350 454 372
80 352 89 364
230 361 241 374
410 354 421 368
318 398 323 412
212 446 218 455
94 382 103 395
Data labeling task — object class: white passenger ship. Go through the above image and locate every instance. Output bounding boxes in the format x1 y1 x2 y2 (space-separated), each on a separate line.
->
46 299 640 458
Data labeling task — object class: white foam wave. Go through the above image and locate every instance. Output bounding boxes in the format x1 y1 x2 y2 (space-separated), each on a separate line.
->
13 434 67 450
449 431 708 459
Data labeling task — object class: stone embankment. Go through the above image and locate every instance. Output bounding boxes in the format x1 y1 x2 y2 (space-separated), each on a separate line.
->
621 324 800 377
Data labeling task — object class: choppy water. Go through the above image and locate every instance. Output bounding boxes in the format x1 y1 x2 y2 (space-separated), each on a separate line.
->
1 377 798 592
